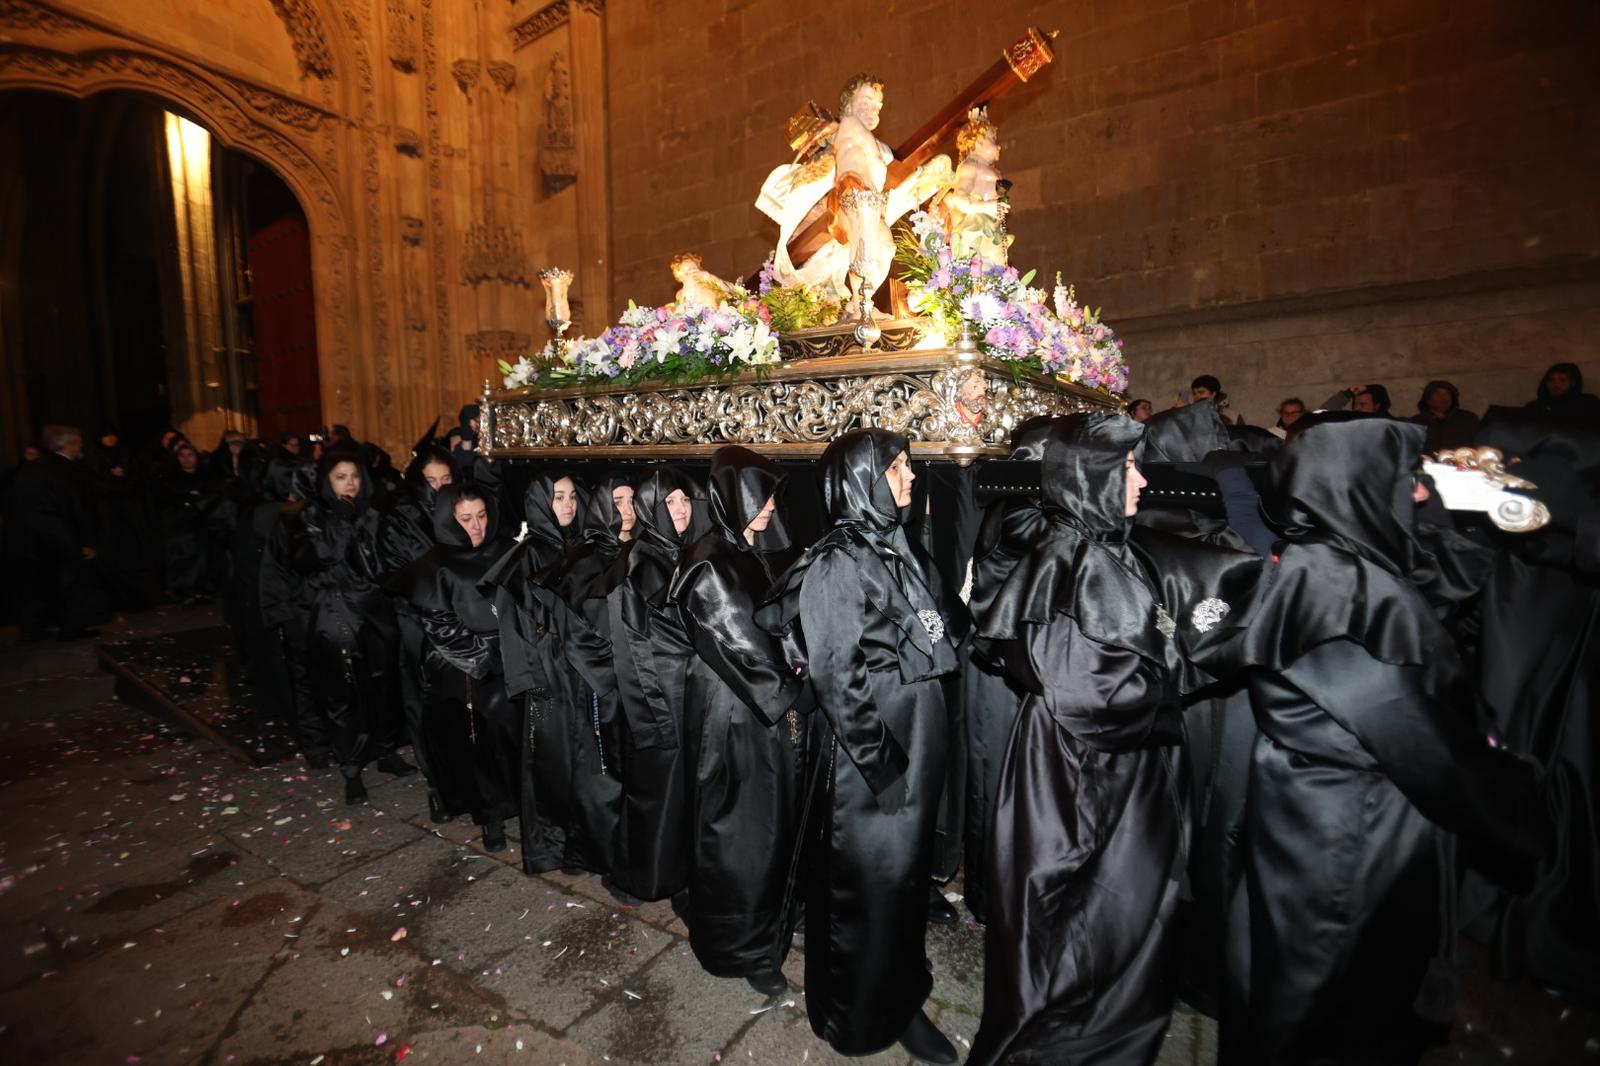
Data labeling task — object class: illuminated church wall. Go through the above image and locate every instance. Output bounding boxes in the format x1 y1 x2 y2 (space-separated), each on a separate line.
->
602 0 1600 424
3 0 1597 455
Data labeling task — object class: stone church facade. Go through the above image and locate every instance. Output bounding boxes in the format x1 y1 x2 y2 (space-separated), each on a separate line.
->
2 0 1595 452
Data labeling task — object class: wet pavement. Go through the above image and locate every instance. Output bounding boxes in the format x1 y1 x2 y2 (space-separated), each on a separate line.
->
0 606 1590 1064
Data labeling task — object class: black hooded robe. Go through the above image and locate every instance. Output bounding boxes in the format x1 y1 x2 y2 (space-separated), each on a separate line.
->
967 414 1192 1066
760 429 959 1056
485 472 619 875
1194 419 1549 1065
606 468 706 901
285 453 402 773
959 417 1056 927
378 443 454 795
670 447 808 979
1461 415 1600 1002
392 489 518 827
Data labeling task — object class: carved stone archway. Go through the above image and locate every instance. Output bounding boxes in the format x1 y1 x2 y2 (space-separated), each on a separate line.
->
0 0 363 429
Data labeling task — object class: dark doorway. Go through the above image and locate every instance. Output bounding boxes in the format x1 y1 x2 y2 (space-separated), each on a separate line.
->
0 90 321 463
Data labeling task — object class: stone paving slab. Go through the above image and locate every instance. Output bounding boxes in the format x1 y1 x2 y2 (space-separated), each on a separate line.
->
566 942 775 1066
725 997 915 1066
0 882 289 1066
480 902 675 1030
924 918 985 1015
219 773 428 887
35 838 279 948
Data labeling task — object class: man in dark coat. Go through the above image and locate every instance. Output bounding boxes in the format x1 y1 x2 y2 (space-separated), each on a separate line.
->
4 426 107 639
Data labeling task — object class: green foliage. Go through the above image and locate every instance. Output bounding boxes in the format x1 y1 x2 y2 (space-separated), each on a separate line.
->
758 285 842 333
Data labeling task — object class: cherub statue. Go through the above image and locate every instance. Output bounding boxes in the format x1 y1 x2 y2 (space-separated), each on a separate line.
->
940 107 1013 266
671 252 736 310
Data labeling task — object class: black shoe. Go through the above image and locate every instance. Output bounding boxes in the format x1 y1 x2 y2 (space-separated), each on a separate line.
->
745 967 788 996
427 791 456 824
899 1010 957 1065
927 884 959 926
482 820 507 852
304 749 333 771
55 627 100 641
559 864 585 875
375 753 419 777
343 771 368 805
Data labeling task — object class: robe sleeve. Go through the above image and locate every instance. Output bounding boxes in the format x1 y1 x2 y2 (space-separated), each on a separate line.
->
1284 638 1548 887
679 558 802 727
1025 613 1181 753
258 518 301 628
420 606 493 679
798 548 909 796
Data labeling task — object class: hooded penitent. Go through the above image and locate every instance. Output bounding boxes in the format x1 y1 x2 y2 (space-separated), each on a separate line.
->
757 429 957 1057
288 446 400 773
1188 418 1549 1064
603 466 708 902
1460 412 1600 1002
968 412 1191 1066
959 417 1058 925
387 486 519 829
668 447 809 981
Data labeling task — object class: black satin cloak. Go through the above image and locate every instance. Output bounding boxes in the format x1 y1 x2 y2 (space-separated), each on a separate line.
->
286 453 401 769
969 413 1189 1066
669 447 808 978
1461 415 1600 1001
759 429 959 1055
960 416 1057 926
1190 418 1550 1064
378 449 448 787
605 467 708 900
483 471 615 874
529 474 635 874
390 488 517 824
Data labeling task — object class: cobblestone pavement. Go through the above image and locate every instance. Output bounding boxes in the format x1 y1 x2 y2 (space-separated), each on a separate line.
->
0 608 1589 1065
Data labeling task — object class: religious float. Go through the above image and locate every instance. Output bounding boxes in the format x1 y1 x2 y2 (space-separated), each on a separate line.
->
478 27 1127 468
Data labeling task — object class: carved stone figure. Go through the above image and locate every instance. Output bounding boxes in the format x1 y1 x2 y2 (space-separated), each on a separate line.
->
671 252 736 310
540 51 578 192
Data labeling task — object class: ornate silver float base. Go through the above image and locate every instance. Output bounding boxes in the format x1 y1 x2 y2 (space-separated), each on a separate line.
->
481 347 1117 465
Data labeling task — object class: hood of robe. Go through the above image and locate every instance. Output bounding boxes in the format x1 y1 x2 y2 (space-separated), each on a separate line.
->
819 428 907 534
1267 417 1426 577
404 443 454 512
708 445 791 552
522 470 589 556
1140 402 1231 463
1008 415 1063 461
316 447 373 513
1042 413 1146 542
634 466 710 556
432 484 500 549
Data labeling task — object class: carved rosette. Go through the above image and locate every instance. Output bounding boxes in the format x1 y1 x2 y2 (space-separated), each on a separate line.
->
482 348 1114 462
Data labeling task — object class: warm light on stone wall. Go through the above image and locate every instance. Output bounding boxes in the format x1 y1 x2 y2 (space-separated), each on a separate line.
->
163 111 238 445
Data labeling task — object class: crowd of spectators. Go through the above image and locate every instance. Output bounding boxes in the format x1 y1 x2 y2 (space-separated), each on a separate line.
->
0 405 484 641
1122 361 1599 450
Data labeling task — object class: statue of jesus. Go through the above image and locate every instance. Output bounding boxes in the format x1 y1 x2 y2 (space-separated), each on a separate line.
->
755 74 949 308
827 74 895 318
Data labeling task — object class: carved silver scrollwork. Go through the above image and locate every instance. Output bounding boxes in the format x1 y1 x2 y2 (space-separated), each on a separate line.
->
481 347 1115 460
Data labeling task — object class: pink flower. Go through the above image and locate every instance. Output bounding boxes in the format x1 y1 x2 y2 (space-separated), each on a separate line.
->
655 306 672 323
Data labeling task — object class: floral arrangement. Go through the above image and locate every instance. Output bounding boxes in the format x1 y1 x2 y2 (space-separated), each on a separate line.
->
893 210 1129 394
754 256 843 333
500 297 780 389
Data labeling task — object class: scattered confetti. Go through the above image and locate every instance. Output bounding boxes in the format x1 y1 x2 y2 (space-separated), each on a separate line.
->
391 927 408 941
